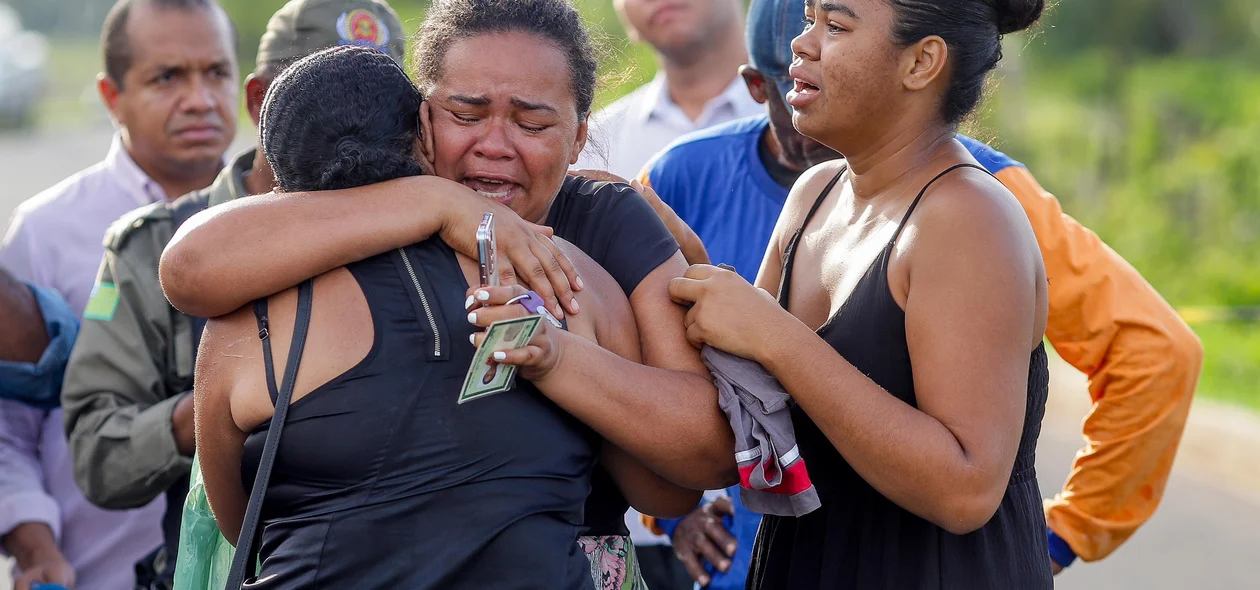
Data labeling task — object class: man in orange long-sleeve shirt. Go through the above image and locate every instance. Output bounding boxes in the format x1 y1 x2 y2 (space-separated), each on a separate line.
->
636 0 1202 579
980 144 1202 569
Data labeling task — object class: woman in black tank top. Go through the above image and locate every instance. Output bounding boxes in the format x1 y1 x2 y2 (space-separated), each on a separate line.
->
195 47 603 589
170 4 748 587
187 4 728 585
668 1 1054 588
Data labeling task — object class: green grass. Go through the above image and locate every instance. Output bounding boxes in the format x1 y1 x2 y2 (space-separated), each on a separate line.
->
1193 323 1260 411
31 11 1260 416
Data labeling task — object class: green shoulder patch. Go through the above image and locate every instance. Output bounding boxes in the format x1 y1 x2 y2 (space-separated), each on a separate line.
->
83 282 120 321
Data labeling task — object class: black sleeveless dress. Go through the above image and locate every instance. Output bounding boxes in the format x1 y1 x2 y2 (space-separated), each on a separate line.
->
747 165 1053 589
237 177 681 588
241 238 598 589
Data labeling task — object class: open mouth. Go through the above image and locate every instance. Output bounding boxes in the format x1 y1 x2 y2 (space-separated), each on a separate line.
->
792 79 820 95
786 78 822 109
462 177 519 202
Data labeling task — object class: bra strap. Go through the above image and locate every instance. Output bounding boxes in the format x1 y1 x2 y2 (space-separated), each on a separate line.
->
777 166 848 310
252 299 280 404
228 279 314 589
887 163 988 247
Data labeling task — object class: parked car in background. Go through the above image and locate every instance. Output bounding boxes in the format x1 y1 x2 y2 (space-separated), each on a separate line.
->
0 2 46 128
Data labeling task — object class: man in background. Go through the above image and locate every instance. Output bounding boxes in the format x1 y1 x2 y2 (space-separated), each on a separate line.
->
640 0 1203 586
576 0 759 180
60 0 406 586
0 1 239 587
1 0 238 313
575 2 764 585
0 271 81 590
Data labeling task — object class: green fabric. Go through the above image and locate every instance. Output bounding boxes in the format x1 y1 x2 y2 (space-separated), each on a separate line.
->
579 535 650 590
82 282 119 321
173 456 235 590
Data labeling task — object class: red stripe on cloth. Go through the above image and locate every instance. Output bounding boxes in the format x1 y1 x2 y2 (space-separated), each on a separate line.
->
738 458 813 496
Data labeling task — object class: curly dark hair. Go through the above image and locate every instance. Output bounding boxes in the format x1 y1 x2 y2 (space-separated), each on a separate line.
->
260 46 424 193
889 0 1044 124
413 0 598 119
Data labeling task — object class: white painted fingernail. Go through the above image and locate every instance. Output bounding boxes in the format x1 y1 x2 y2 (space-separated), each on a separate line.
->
467 312 477 324
465 295 475 309
469 333 476 345
492 351 507 361
477 290 491 301
575 276 585 290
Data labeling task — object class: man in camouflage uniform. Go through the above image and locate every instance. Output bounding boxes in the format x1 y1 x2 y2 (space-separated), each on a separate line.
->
60 0 406 584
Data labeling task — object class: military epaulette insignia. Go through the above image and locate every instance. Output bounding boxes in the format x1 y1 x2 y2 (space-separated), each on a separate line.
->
104 201 172 252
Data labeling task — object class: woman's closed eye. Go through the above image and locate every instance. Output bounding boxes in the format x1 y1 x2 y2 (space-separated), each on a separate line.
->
451 111 482 124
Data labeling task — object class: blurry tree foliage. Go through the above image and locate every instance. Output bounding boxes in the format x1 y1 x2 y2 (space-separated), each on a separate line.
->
14 0 1260 399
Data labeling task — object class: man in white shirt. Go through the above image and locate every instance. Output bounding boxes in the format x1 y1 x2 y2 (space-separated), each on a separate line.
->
576 0 761 180
0 1 238 588
1 0 238 313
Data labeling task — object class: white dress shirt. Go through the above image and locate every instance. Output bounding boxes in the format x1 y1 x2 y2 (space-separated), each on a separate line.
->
0 133 168 315
0 133 170 589
577 72 763 180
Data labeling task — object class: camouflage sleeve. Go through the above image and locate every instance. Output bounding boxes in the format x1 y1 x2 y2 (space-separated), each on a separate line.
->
61 213 193 509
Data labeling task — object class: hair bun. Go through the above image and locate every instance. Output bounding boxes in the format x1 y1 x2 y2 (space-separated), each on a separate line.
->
994 0 1044 35
329 137 363 175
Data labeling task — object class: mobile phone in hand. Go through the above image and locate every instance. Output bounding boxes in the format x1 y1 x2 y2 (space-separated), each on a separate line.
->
477 213 498 288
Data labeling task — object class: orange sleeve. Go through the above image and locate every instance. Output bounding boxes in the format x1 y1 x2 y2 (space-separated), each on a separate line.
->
641 513 668 536
635 167 652 187
995 167 1202 562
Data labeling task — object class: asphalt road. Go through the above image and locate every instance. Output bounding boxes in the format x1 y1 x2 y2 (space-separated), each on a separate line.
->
3 125 1259 589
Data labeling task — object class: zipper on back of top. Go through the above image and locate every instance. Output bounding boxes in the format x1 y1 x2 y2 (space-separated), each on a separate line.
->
396 248 443 358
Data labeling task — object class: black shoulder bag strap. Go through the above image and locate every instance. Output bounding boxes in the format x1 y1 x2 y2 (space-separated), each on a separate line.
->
226 279 314 589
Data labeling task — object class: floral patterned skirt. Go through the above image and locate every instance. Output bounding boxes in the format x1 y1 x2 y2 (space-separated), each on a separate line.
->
578 535 650 590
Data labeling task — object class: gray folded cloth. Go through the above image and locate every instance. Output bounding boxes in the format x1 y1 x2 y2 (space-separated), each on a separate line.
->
703 345 820 517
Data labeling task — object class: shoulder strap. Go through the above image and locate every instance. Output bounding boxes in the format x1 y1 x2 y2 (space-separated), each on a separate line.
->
226 279 314 589
777 166 847 310
251 299 281 404
888 163 987 247
800 168 846 231
169 191 211 228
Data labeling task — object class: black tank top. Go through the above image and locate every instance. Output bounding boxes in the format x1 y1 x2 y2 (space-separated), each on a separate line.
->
748 165 1053 589
240 238 597 589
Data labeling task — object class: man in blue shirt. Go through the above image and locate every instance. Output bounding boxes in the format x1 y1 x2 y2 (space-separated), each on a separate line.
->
638 8 837 280
634 2 838 586
636 0 1047 587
